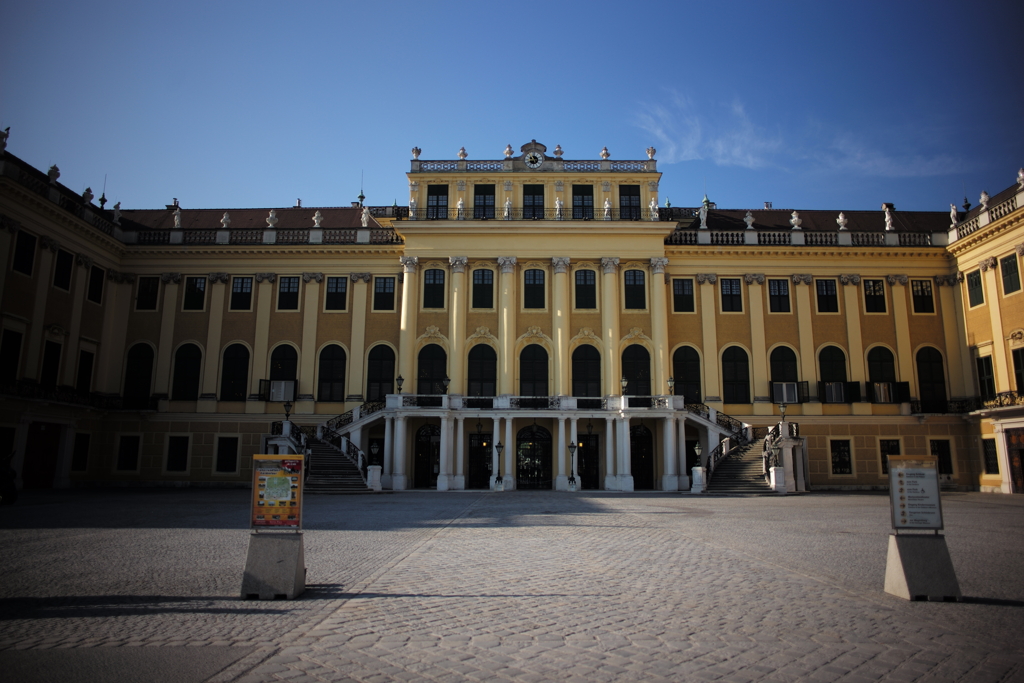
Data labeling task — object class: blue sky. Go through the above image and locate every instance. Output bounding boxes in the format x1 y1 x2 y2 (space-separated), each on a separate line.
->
2 0 1021 212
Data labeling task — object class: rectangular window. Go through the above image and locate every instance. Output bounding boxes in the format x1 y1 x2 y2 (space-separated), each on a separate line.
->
87 265 105 304
12 231 36 275
426 184 448 219
76 350 94 394
374 277 395 310
624 270 646 309
721 278 742 312
982 438 1000 475
768 279 790 312
423 269 445 308
182 276 206 310
879 438 900 475
911 279 934 313
931 439 953 475
215 436 239 473
524 269 545 308
1001 254 1021 295
816 279 838 312
967 270 984 307
277 276 299 310
325 276 347 310
619 185 641 220
864 279 886 313
472 269 493 309
167 435 189 472
976 356 996 400
71 432 90 472
116 434 140 471
523 185 544 219
576 270 596 309
0 329 23 383
40 340 61 388
53 249 73 290
230 276 253 310
673 278 694 312
572 185 594 220
1014 348 1024 392
473 184 495 219
830 439 852 475
136 276 160 311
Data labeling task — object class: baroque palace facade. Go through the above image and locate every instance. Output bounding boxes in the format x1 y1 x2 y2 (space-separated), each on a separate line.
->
1 135 1023 494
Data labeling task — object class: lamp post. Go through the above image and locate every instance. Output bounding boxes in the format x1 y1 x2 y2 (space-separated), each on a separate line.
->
693 440 702 468
667 376 675 396
282 401 292 421
620 376 629 394
396 375 404 394
494 441 504 491
442 376 451 394
779 402 787 422
370 440 380 465
567 441 578 492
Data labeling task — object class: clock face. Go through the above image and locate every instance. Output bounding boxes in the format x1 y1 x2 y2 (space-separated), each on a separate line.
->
524 152 543 169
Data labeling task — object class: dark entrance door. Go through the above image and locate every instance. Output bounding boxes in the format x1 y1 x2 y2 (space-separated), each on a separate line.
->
467 433 492 489
630 424 654 490
23 422 61 489
1007 428 1024 494
577 434 600 490
414 424 440 489
516 424 552 490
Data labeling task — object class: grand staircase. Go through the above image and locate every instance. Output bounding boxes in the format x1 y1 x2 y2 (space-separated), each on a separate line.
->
706 443 775 495
304 437 373 494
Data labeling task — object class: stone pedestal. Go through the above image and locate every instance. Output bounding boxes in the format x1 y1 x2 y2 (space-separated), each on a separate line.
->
770 466 786 493
660 474 679 492
367 465 382 491
617 474 634 492
884 534 961 601
690 467 705 493
555 475 569 491
241 532 305 600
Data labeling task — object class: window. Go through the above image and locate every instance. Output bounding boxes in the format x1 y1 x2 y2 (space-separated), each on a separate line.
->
572 185 594 220
215 436 239 473
374 277 395 310
12 231 36 275
721 278 742 312
123 343 154 399
619 185 641 220
231 277 253 310
572 345 601 398
318 345 347 402
71 432 90 472
524 269 545 309
722 346 750 404
523 184 544 219
768 279 790 312
117 435 141 471
76 350 94 394
769 347 802 403
622 345 651 396
322 276 347 311
171 344 202 400
278 276 299 310
0 329 23 383
931 439 953 475
830 440 852 475
673 278 694 312
1014 348 1024 391
879 439 900 475
87 265 105 304
167 435 189 472
40 340 61 388
366 345 395 401
673 347 701 403
976 356 996 400
1001 255 1021 295
982 439 1000 475
916 347 947 411
575 270 596 309
417 344 448 395
426 184 448 219
423 269 445 309
137 276 160 311
472 269 493 309
520 345 548 396
221 344 249 401
819 346 849 403
183 276 205 310
474 184 495 219
624 270 646 309
867 347 900 403
864 279 886 313
967 270 984 307
53 249 73 290
911 279 934 313
270 345 297 382
816 279 838 312
468 345 497 397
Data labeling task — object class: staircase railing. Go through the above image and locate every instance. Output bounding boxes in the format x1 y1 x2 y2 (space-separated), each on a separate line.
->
705 428 752 487
762 421 798 483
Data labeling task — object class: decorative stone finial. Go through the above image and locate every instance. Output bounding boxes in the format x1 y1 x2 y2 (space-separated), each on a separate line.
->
600 146 610 159
883 203 894 231
553 144 563 158
266 210 278 228
313 210 323 228
1018 168 1024 190
411 146 421 160
504 144 514 158
789 211 802 230
82 187 94 204
173 206 182 229
48 165 60 184
646 146 656 160
221 212 230 228
980 191 990 210
836 212 848 230
744 211 755 229
458 146 468 160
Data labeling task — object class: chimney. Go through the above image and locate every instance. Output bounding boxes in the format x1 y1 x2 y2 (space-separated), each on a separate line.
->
295 198 302 208
351 202 360 208
764 202 772 209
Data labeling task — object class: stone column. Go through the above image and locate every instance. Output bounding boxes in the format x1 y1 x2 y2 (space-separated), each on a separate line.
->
497 257 517 395
552 257 571 396
382 415 394 489
661 415 678 491
555 416 568 490
491 417 502 489
392 416 407 490
398 257 419 388
60 256 90 386
618 416 633 491
677 417 690 490
980 260 1011 390
449 257 468 394
22 239 56 381
504 415 515 490
297 272 322 412
746 274 770 414
840 275 868 414
154 272 180 398
93 264 133 395
437 415 451 491
792 275 819 413
697 274 721 405
347 273 371 401
199 273 229 411
938 276 969 398
601 258 621 395
889 275 915 401
453 415 465 490
247 273 275 413
650 258 670 392
604 415 617 490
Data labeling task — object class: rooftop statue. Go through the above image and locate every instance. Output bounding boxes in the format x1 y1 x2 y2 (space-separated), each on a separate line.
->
744 210 756 229
313 210 323 228
411 147 421 160
949 204 958 229
698 203 708 229
173 207 181 228
836 212 848 230
361 206 370 227
790 211 802 230
266 210 278 228
221 212 230 229
649 197 659 221
980 191 990 210
504 144 513 158
884 205 894 232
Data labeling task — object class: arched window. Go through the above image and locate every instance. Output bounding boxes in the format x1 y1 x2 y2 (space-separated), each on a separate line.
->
269 345 297 381
123 343 154 399
722 347 750 403
366 345 395 401
672 346 701 403
867 347 898 403
770 347 798 382
572 345 601 397
423 269 445 309
417 344 448 395
318 345 346 402
819 346 848 403
171 343 202 400
624 270 646 309
622 344 651 396
221 344 249 401
916 347 946 411
520 344 548 396
467 345 496 397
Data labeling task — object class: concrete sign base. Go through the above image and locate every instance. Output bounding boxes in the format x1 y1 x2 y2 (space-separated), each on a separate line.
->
241 532 306 600
884 533 960 602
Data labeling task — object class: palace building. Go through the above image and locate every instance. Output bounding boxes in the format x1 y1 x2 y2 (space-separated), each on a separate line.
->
1 136 1022 494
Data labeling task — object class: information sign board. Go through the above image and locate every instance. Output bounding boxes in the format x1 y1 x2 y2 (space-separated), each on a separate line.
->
251 454 304 529
888 455 943 531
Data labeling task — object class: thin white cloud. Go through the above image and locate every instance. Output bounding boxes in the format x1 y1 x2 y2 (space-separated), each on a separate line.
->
817 134 963 178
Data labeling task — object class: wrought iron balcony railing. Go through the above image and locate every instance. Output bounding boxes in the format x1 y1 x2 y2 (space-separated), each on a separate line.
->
406 207 670 222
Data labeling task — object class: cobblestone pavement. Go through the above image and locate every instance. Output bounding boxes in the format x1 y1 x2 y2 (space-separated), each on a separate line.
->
1 490 1023 682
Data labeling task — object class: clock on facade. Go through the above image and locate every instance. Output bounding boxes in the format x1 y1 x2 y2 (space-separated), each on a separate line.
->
524 152 544 169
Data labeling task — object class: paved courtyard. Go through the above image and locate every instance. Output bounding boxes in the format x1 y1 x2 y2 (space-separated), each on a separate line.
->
1 489 1023 682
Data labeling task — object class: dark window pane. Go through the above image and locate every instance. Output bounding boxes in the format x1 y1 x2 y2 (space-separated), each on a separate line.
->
473 184 495 219
87 265 105 304
722 346 749 403
721 278 742 312
672 346 701 402
124 344 154 399
53 249 73 290
277 276 299 310
40 340 61 388
816 279 838 312
868 347 897 383
221 344 249 400
523 185 544 219
167 435 189 472
137 276 160 310
575 270 596 309
524 269 545 309
472 269 493 309
864 279 886 313
76 350 94 394
982 438 999 475
215 436 238 473
830 440 852 475
427 185 448 219
622 345 651 396
468 345 497 397
572 345 601 398
976 356 996 400
624 270 646 309
366 345 395 400
183 276 205 310
931 439 953 475
770 347 798 382
916 347 947 403
71 432 90 472
417 344 448 395
769 279 790 312
325 277 347 310
231 277 253 310
520 344 548 396
0 329 23 383
1001 255 1021 295
423 269 445 308
879 438 900 475
270 345 297 381
117 435 140 471
374 277 395 310
1014 348 1024 392
12 231 36 275
318 344 346 401
911 280 934 313
967 270 984 307
572 185 594 220
673 279 694 312
171 344 202 400
619 185 641 220
819 346 848 382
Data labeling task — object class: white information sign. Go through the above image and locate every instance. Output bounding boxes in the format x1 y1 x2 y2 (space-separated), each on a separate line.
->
888 456 944 531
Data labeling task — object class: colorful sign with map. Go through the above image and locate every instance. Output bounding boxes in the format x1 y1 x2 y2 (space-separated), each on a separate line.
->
888 455 943 531
251 454 304 529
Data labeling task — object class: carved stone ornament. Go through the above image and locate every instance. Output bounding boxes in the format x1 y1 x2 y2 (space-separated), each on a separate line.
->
1009 329 1024 344
552 257 570 274
449 256 468 273
467 326 498 344
313 210 323 228
161 272 181 284
173 207 182 229
570 328 601 345
503 180 512 192
839 274 861 286
497 256 517 273
791 274 813 285
650 257 669 274
400 256 419 273
836 212 848 230
107 271 135 284
75 253 92 269
48 165 60 184
47 324 67 337
956 272 965 284
349 273 371 283
504 144 513 158
886 274 908 285
39 236 60 252
457 147 467 160
623 327 651 342
600 257 620 274
646 146 656 160
418 325 445 342
302 272 324 283
1018 168 1024 191
0 214 22 233
457 180 466 192
266 210 278 228
208 272 230 284
883 204 894 232
220 212 230 229
600 146 610 159
82 187 94 204
980 191 990 210
519 326 551 344
554 144 563 158
254 273 277 283
411 146 421 160
601 181 611 193
743 211 755 229
979 257 997 272
0 126 7 154
933 275 956 287
648 180 659 193
744 273 765 285
555 180 564 193
1016 243 1024 257
789 211 802 230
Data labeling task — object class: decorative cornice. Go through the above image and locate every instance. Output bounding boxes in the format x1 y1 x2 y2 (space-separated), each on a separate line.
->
600 257 620 274
75 253 93 269
934 275 957 287
696 273 717 284
108 270 136 284
622 327 652 343
650 257 669 274
743 273 764 285
551 257 570 274
350 272 372 283
497 256 517 273
570 327 602 346
39 236 60 252
467 326 498 344
302 272 323 283
791 274 813 285
254 272 276 283
161 272 181 284
208 272 230 284
417 325 447 343
839 274 861 285
400 256 419 273
517 325 552 346
0 214 22 234
979 257 997 272
450 256 468 273
886 274 908 286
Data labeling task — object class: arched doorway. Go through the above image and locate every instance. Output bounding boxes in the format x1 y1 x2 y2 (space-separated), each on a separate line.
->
516 424 552 490
916 347 946 412
414 423 440 489
366 345 395 401
672 346 701 403
572 345 601 409
622 344 651 406
630 423 655 490
417 344 447 407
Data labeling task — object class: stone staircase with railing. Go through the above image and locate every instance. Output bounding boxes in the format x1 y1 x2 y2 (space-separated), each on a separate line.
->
304 436 373 494
705 442 775 495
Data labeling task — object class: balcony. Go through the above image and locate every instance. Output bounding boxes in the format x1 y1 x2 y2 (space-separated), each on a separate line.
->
405 207 669 222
